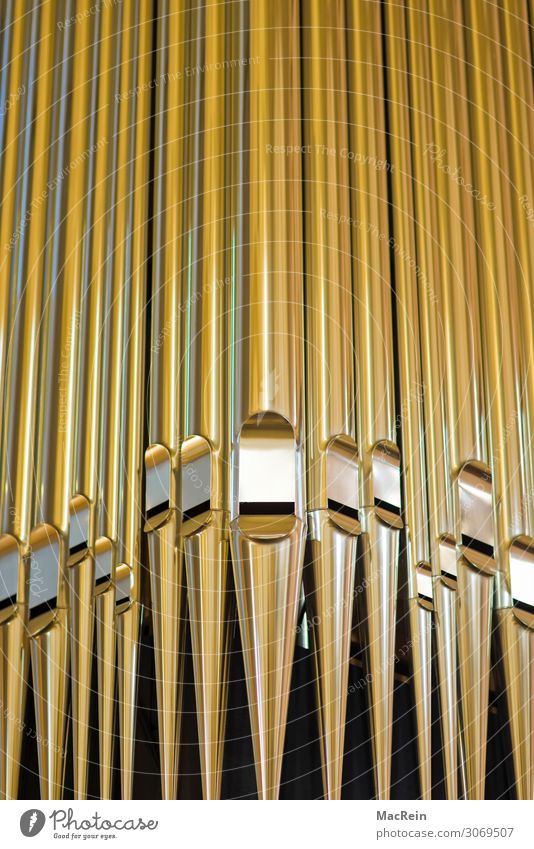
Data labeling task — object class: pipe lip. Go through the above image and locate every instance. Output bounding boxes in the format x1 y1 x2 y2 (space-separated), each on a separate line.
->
28 607 62 638
307 507 360 537
458 544 496 575
233 513 300 540
0 604 23 627
145 443 179 527
144 505 175 533
361 503 404 531
181 507 230 538
67 547 91 568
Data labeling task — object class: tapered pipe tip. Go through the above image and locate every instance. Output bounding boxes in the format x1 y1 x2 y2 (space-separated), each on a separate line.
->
457 559 493 800
231 520 305 800
306 512 358 800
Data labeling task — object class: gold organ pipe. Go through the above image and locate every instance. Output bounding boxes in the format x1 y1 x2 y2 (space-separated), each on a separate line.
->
0 2 25 442
301 0 359 801
115 0 151 801
144 0 186 801
384 0 433 801
405 4 454 561
97 5 132 557
499 8 534 509
229 0 306 800
180 0 234 801
63 1 100 800
345 0 403 801
463 0 525 800
0 0 55 799
96 0 137 801
466 0 528 579
406 0 461 801
428 1 494 802
0 0 533 803
426 0 480 799
28 0 81 799
494 0 534 800
92 2 122 800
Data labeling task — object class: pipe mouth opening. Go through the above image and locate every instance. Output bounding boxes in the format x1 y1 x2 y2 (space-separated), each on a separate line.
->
236 413 298 538
94 537 114 594
115 563 133 609
325 435 360 533
416 563 434 609
457 461 495 573
145 444 174 529
510 535 534 627
27 524 62 622
181 435 212 532
438 534 458 588
68 494 90 563
371 441 402 524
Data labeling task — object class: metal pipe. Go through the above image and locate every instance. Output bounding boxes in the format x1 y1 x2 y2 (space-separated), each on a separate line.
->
229 0 306 800
301 0 360 801
346 0 403 801
114 0 151 800
180 0 234 801
383 0 433 800
144 0 186 802
64 0 101 800
0 0 52 800
92 0 123 801
28 0 79 800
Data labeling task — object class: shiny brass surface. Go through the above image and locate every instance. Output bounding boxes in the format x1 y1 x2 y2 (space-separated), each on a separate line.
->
231 518 305 799
345 0 401 799
184 514 233 800
0 0 55 799
94 542 116 800
27 0 83 797
457 558 493 801
179 0 235 800
144 0 185 801
357 503 402 800
114 0 151 800
301 0 359 800
146 510 185 800
229 0 305 800
384 0 433 800
425 0 482 800
496 606 534 800
30 604 70 800
1 0 533 802
92 0 123 800
499 1 534 798
64 0 100 800
463 0 533 800
306 512 358 799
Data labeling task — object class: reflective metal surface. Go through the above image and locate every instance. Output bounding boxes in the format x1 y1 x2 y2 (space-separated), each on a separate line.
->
0 0 533 801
